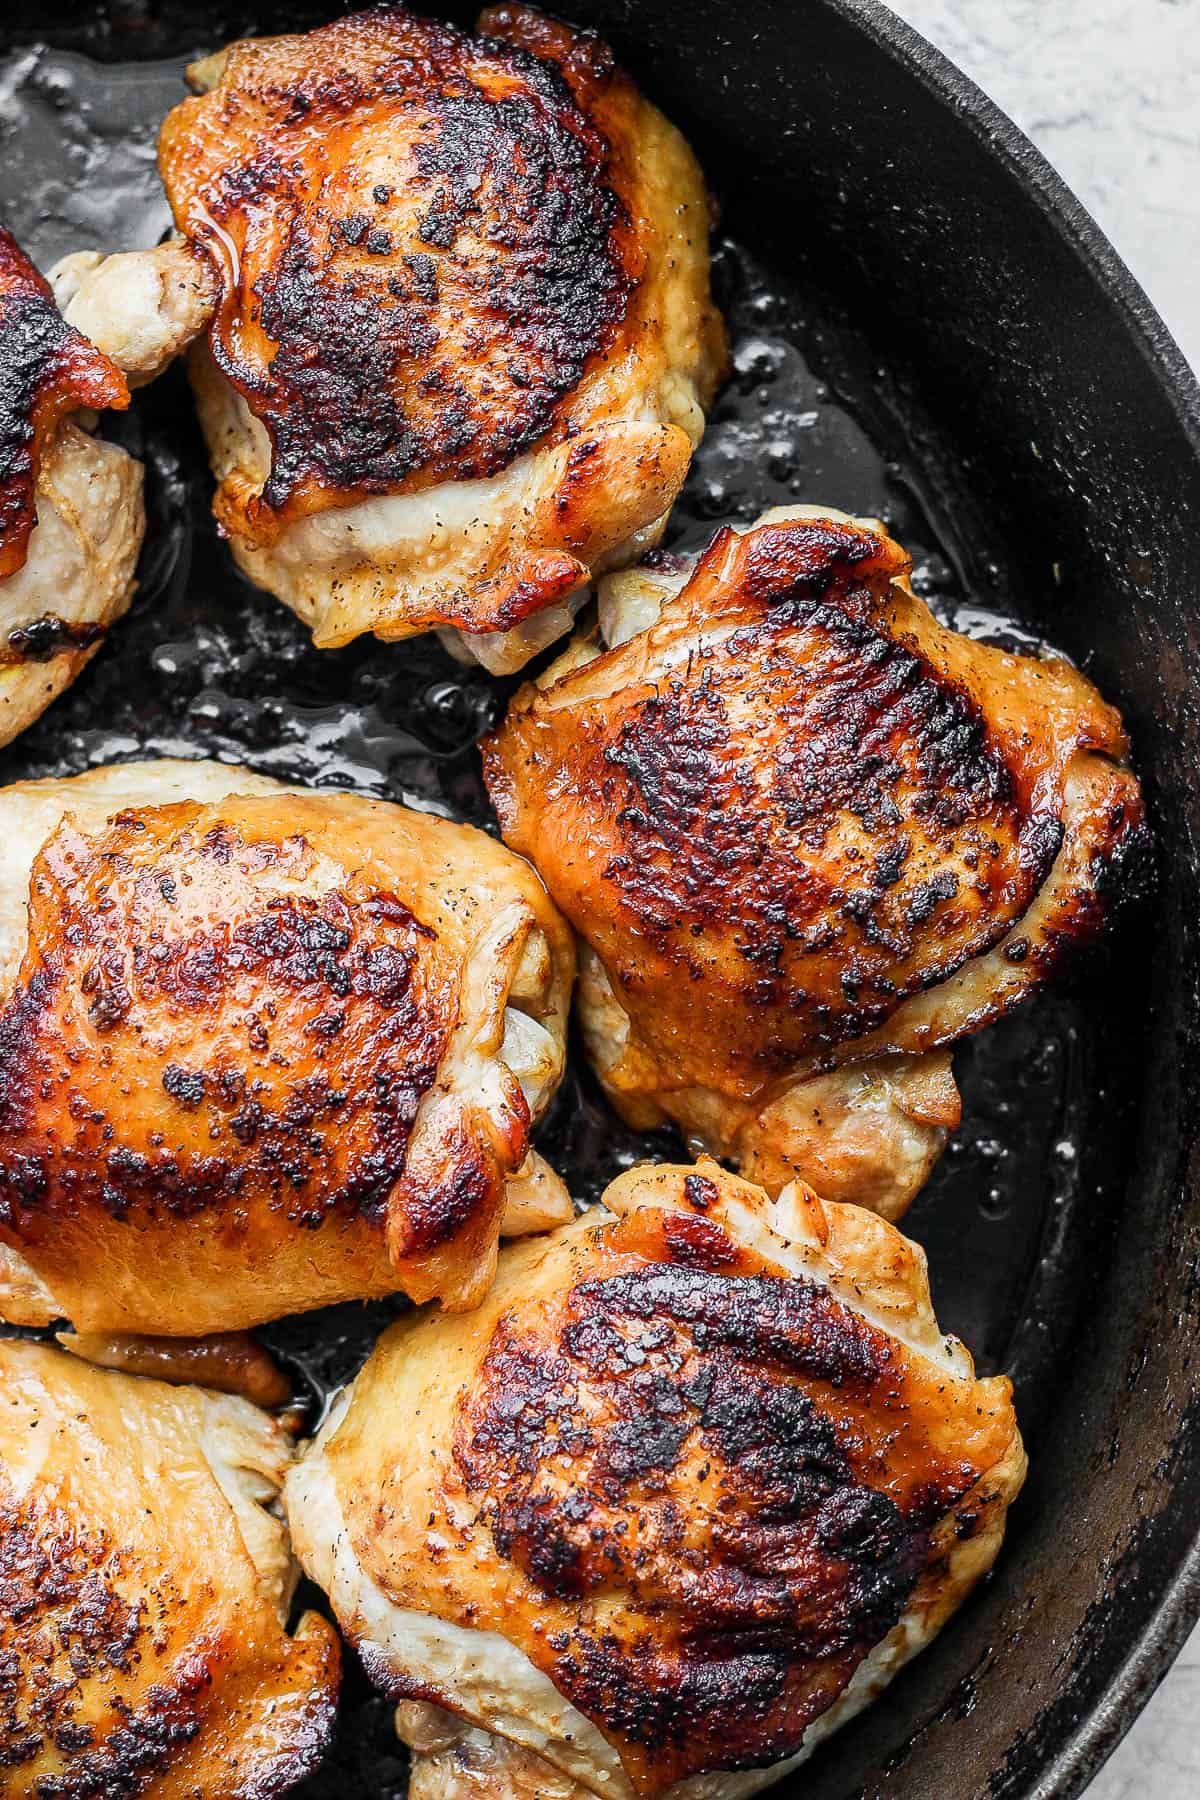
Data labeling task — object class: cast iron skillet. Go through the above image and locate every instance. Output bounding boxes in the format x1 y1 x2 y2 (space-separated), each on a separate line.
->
2 2 1200 1797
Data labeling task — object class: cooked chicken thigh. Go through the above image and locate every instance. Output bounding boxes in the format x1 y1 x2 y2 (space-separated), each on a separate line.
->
56 4 726 675
285 1158 1026 1799
483 505 1146 1218
0 759 573 1335
0 1338 338 1800
0 227 144 748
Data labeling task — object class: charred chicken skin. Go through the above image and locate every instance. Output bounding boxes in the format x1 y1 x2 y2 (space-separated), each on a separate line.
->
0 759 574 1336
483 505 1146 1218
285 1159 1025 1799
0 1338 339 1800
0 226 143 749
56 4 726 673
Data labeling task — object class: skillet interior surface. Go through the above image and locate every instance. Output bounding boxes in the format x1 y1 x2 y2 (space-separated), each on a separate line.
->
1 3 1198 1797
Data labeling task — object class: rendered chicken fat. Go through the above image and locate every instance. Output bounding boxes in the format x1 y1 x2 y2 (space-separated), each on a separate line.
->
285 1159 1026 1799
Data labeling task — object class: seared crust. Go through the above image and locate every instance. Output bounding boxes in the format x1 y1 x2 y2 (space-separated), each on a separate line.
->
0 227 129 582
160 4 707 534
1 803 458 1227
286 1161 1025 1798
0 760 574 1333
0 232 144 751
152 4 725 657
483 508 1146 1211
485 514 1143 1092
453 1209 974 1786
0 1339 340 1800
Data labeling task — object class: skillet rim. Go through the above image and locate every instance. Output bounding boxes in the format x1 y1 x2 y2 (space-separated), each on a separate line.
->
816 3 1200 1795
833 0 1200 445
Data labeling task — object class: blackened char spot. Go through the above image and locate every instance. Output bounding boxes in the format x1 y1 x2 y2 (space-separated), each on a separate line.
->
571 1261 888 1391
162 1064 206 1108
683 1171 717 1211
453 1239 958 1784
190 11 633 513
0 614 108 668
586 519 1047 1055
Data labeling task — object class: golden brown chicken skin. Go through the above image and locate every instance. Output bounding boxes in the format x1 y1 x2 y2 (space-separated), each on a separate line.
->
57 3 726 672
0 759 574 1335
0 226 144 746
164 5 644 525
0 1338 339 1800
483 505 1146 1217
285 1160 1025 1799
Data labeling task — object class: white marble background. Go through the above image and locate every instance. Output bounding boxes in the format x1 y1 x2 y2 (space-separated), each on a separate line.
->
888 0 1200 366
886 3 1200 1794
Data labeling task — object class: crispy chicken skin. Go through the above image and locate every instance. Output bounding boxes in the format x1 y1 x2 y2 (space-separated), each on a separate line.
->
0 759 574 1335
0 1338 339 1800
483 504 1146 1218
60 4 726 674
285 1159 1026 1799
0 227 144 748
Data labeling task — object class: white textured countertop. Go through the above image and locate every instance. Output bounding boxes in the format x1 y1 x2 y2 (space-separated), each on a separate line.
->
887 3 1200 1795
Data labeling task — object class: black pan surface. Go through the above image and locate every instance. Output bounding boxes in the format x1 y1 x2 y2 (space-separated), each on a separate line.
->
1 4 1198 1798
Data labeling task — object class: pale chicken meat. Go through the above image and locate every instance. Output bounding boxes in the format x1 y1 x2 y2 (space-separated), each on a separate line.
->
56 4 727 674
0 759 574 1336
483 505 1146 1219
51 237 217 389
397 1702 589 1799
0 226 144 749
285 1158 1026 1799
0 1338 339 1799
